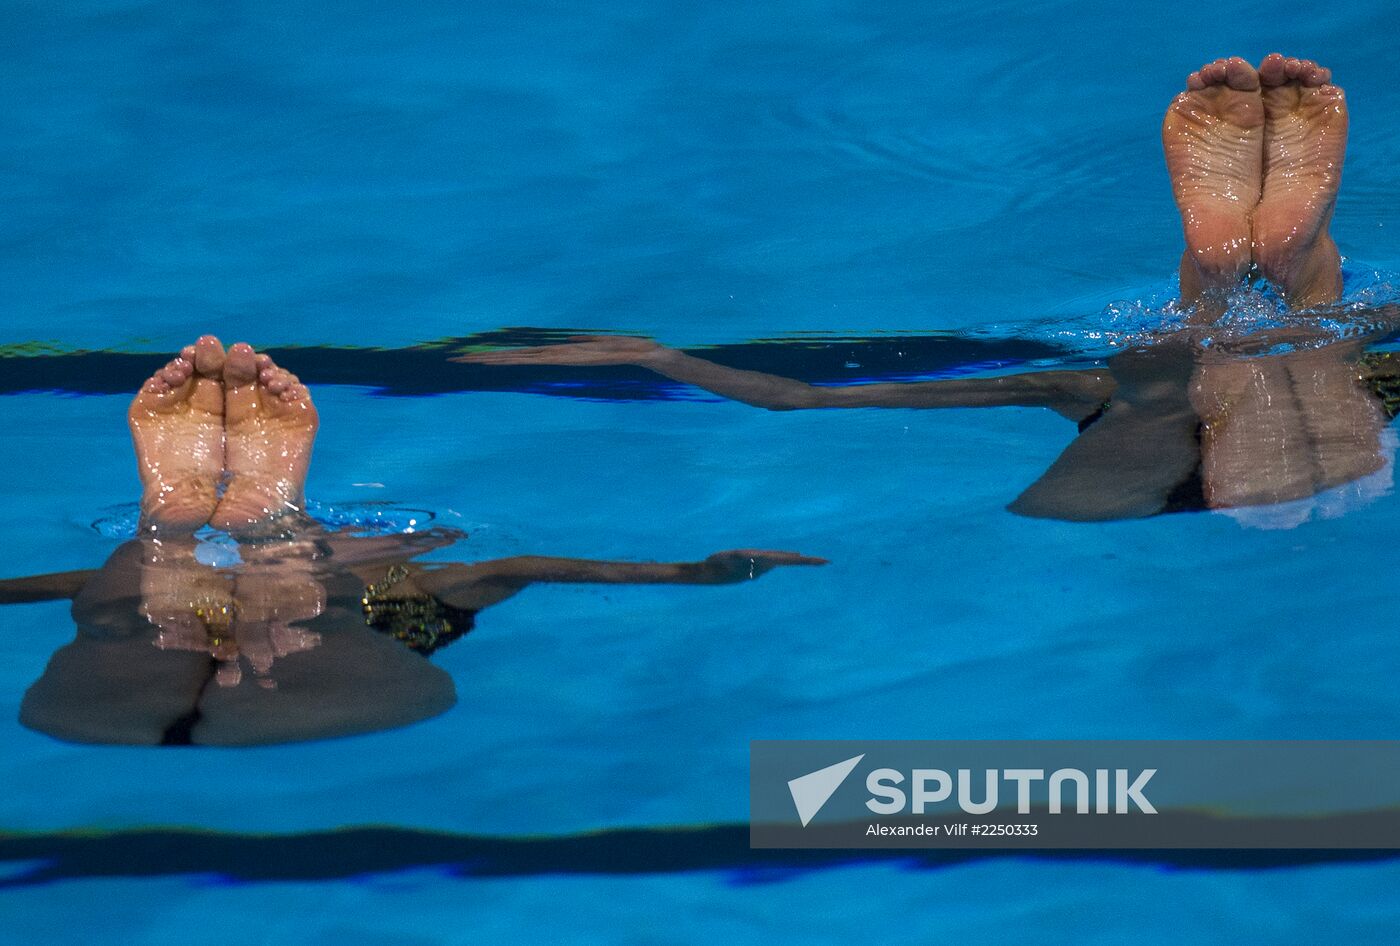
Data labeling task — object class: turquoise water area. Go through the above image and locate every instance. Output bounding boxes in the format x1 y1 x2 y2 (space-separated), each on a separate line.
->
4 0 1400 942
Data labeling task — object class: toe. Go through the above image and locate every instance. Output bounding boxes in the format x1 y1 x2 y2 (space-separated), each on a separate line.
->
224 343 260 385
1259 54 1335 91
159 360 191 387
132 361 189 413
268 369 314 409
1259 52 1287 86
1223 56 1259 91
223 344 263 425
193 335 226 377
1303 61 1330 87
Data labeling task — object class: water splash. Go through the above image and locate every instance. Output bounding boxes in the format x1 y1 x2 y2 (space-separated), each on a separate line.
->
965 261 1400 362
90 500 437 541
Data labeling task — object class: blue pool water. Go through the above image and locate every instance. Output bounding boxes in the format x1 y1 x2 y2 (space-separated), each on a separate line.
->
5 0 1400 942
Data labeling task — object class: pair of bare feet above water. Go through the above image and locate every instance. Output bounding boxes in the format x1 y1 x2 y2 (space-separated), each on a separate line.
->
129 335 318 534
458 53 1393 524
1164 53 1348 309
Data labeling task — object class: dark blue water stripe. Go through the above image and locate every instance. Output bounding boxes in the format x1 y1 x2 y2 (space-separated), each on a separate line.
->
0 330 1070 400
0 820 1395 888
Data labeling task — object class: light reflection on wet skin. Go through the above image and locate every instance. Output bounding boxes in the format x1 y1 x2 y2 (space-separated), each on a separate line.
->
3 529 822 747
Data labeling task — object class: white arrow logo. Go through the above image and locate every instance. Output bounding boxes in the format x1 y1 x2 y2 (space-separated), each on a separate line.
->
787 754 865 827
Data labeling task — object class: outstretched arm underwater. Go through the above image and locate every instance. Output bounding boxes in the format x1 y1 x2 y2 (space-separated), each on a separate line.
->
406 549 826 611
0 569 98 605
456 336 1116 421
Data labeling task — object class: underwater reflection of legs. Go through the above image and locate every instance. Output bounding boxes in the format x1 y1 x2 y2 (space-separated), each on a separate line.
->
220 550 326 687
1190 342 1390 512
187 610 457 747
1007 343 1203 521
1218 427 1397 530
17 536 457 746
144 541 327 689
139 535 239 668
19 540 218 745
13 532 824 746
136 535 455 745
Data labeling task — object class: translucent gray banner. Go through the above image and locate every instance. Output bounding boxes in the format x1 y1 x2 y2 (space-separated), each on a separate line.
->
749 741 1400 849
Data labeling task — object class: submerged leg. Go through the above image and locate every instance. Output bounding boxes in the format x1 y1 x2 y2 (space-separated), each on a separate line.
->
1162 57 1264 314
1008 345 1204 521
1190 345 1386 509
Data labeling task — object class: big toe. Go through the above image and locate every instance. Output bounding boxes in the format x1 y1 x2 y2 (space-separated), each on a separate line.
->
223 343 263 424
193 335 227 378
224 343 259 385
1259 52 1288 86
1222 56 1260 91
184 336 227 417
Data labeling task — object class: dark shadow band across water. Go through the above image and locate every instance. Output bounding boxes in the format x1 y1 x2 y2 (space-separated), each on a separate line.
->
0 330 1072 400
1 820 1398 888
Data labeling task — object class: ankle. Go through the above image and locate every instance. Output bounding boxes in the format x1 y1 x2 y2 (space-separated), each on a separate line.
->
1255 232 1342 307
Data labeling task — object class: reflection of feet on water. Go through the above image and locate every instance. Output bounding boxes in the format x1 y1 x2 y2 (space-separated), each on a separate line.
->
142 541 325 688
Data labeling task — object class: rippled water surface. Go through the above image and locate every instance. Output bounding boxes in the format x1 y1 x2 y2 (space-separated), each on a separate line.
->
4 1 1400 943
